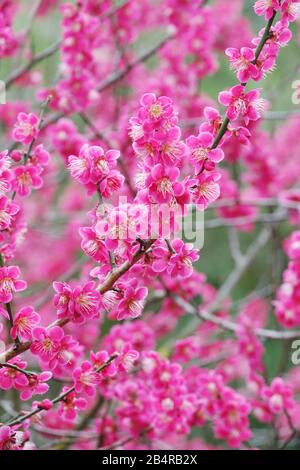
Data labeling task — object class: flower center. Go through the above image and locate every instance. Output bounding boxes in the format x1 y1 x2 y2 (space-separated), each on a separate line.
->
149 103 163 118
157 177 172 196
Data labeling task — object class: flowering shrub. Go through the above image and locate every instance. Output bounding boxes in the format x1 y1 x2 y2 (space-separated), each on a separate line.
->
0 0 300 451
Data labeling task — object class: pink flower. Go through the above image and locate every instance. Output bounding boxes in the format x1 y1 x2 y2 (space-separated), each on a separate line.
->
72 360 99 397
90 350 117 378
29 144 50 168
19 371 52 401
281 0 300 23
151 239 199 279
225 47 262 83
0 426 24 450
0 358 29 391
138 93 175 127
143 163 184 204
68 144 123 195
113 280 148 321
261 378 295 414
53 281 72 318
97 170 124 198
117 343 139 372
69 281 101 323
167 239 199 279
12 112 39 145
284 231 300 260
58 387 87 420
190 172 221 208
0 150 12 195
54 281 101 324
254 0 280 20
0 266 27 303
219 85 267 125
11 306 40 341
12 165 43 197
186 132 224 173
79 226 108 263
50 334 79 370
68 145 93 184
0 195 19 230
30 326 64 363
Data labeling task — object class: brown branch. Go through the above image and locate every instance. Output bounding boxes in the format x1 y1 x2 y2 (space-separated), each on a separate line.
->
5 40 61 90
174 226 300 340
0 240 154 363
6 354 118 427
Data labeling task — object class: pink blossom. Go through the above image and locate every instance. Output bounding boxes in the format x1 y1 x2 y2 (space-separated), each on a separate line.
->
117 344 139 372
0 266 27 303
30 326 65 363
72 281 101 323
186 132 224 173
281 0 300 23
138 93 175 128
254 0 280 20
112 279 148 321
72 360 99 397
90 350 117 378
11 306 40 341
12 165 43 197
20 371 52 401
0 426 24 450
12 112 39 145
0 195 19 230
53 281 101 323
225 47 262 83
0 358 29 391
261 378 295 414
219 85 267 124
142 163 184 204
190 172 221 208
58 387 87 420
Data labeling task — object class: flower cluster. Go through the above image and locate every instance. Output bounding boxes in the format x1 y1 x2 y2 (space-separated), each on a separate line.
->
275 231 300 327
1 0 300 453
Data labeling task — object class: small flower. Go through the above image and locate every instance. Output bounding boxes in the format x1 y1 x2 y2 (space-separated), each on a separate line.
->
0 358 29 391
138 93 175 125
0 426 25 450
167 239 199 279
219 85 267 125
79 226 108 263
281 0 300 23
68 281 101 323
30 326 64 363
97 170 124 198
11 306 40 341
144 163 184 205
190 172 221 208
20 371 52 401
12 112 39 145
73 360 99 397
12 165 43 197
225 47 261 83
0 266 27 303
90 350 117 378
261 378 295 414
0 195 19 230
254 0 280 20
186 132 224 173
117 343 139 372
53 281 72 318
29 144 50 168
58 387 87 420
113 280 148 321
